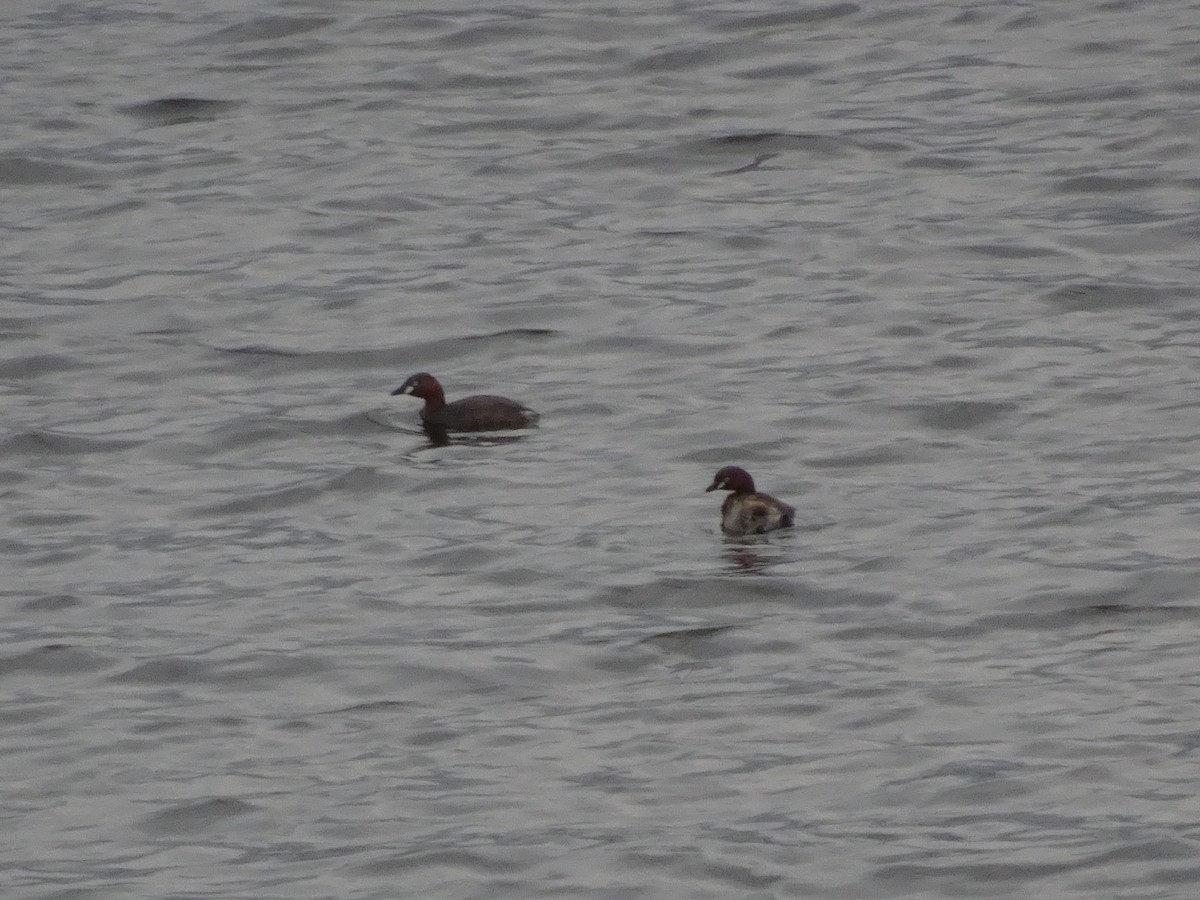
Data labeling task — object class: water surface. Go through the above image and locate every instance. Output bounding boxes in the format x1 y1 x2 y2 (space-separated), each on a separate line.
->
5 2 1200 898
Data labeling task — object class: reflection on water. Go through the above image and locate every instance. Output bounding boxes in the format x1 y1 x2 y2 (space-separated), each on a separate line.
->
362 411 531 450
721 522 827 573
423 427 531 450
722 542 778 573
420 421 450 447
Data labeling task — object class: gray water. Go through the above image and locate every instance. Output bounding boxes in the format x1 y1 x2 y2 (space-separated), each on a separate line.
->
6 2 1200 898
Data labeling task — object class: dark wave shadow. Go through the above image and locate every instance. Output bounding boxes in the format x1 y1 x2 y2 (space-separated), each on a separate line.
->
205 328 559 372
0 429 144 456
121 98 241 126
638 624 738 652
